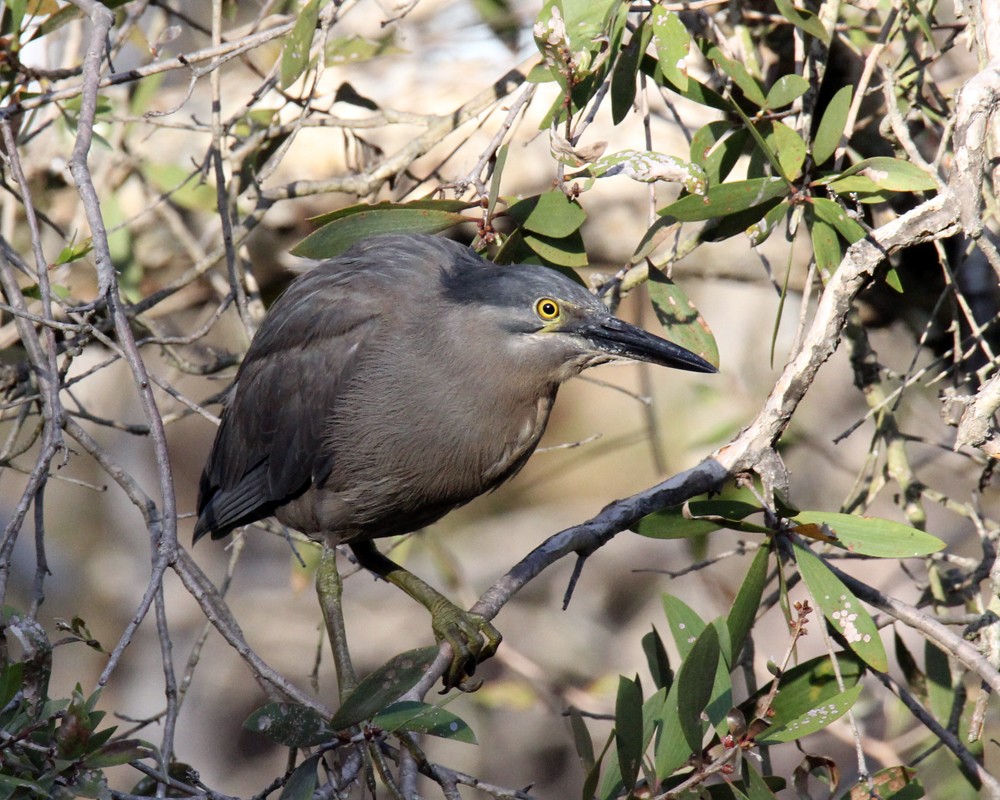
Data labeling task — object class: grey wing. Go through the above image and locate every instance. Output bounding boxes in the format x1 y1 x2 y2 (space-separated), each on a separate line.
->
194 270 376 541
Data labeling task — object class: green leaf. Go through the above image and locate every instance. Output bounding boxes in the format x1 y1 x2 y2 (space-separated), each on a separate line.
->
325 33 403 65
726 544 769 664
764 74 809 110
759 120 807 181
54 237 94 266
676 624 719 752
825 156 937 192
522 230 588 267
280 0 321 88
690 122 748 185
812 85 852 165
506 191 586 237
746 200 790 246
470 0 520 47
244 702 332 747
893 630 926 700
705 46 766 107
329 647 438 729
746 652 863 729
601 688 666 800
610 17 650 123
0 662 24 711
641 627 673 690
568 706 595 769
745 760 781 798
651 5 690 92
658 177 790 222
280 754 321 800
794 543 888 671
791 511 945 557
614 676 643 793
634 499 763 539
533 0 620 88
756 682 862 743
292 201 475 259
84 739 152 768
810 198 866 243
647 267 719 367
372 700 476 743
925 641 952 724
144 163 217 212
662 594 705 660
809 213 842 276
773 0 830 43
653 684 690 778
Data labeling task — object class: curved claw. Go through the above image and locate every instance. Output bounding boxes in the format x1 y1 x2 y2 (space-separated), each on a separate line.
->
429 603 502 691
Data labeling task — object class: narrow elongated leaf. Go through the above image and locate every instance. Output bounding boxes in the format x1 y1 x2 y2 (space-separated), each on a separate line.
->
705 46 766 107
745 760 781 798
813 85 853 165
600 688 667 800
634 499 763 539
653 684 690 778
794 544 888 671
372 700 476 743
610 18 650 122
691 122 748 184
522 230 588 267
651 5 690 92
676 624 720 751
293 202 474 258
245 702 332 747
792 511 944 557
507 190 586 237
810 198 866 243
746 200 790 246
329 647 438 730
810 213 842 275
755 682 862 743
641 627 673 690
659 177 789 222
825 156 937 191
745 653 863 730
773 0 830 43
726 544 770 664
925 641 953 724
662 594 705 660
84 739 153 768
764 74 809 110
569 706 595 768
280 754 321 800
647 267 718 367
614 676 643 793
759 120 807 181
280 0 321 88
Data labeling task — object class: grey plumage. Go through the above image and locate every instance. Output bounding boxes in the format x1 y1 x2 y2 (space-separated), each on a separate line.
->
193 233 715 688
195 234 714 545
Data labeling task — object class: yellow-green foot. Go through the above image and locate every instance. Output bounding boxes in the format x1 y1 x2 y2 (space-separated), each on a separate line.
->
429 602 502 691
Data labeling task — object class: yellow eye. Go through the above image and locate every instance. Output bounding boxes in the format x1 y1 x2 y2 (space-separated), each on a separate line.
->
535 298 560 321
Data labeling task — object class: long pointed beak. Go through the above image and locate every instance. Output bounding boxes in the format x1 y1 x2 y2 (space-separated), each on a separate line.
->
580 316 718 373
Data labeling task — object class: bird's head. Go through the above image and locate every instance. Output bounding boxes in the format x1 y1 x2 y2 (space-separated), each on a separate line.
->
440 258 717 380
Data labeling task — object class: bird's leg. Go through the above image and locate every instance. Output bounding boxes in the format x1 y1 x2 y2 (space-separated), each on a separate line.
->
315 544 358 701
349 540 502 691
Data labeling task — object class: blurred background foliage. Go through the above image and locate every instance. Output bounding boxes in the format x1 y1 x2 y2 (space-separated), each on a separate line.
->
0 0 999 797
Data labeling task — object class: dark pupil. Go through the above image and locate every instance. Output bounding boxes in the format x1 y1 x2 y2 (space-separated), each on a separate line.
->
543 302 556 316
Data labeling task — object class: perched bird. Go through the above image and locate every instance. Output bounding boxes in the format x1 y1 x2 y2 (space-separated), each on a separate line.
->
195 233 716 688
